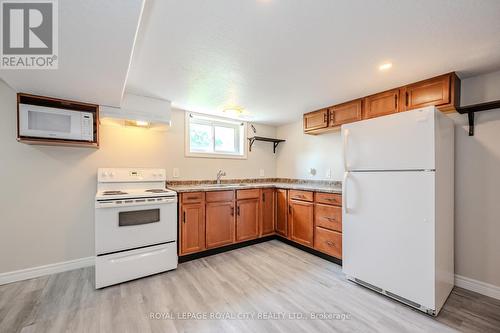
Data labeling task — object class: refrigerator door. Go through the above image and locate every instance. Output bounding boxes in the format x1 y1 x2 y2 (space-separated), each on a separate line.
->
341 107 435 171
343 171 436 310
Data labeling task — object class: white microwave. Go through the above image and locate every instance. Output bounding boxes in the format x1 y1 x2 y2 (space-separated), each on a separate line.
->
19 104 94 141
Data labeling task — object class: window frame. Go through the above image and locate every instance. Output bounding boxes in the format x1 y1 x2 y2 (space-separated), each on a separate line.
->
185 112 248 159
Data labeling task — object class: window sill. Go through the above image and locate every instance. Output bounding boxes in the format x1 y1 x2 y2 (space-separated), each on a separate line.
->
185 152 248 160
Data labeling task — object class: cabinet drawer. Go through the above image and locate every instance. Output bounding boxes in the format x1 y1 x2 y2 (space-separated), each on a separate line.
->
236 188 260 200
206 190 234 203
315 192 342 206
289 190 313 202
181 192 205 204
314 227 342 259
315 204 342 232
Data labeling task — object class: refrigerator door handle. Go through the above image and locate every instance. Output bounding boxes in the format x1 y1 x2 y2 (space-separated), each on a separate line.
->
343 171 349 214
343 128 350 171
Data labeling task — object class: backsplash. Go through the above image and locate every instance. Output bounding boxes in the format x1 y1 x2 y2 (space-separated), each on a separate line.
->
167 178 342 186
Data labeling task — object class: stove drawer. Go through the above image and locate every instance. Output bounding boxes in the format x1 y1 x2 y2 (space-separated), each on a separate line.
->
95 202 177 255
95 242 177 288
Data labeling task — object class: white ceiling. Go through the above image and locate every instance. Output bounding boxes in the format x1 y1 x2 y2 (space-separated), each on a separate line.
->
126 0 500 125
0 0 144 106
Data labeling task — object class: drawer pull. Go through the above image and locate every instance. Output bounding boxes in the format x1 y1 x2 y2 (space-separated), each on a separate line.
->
323 216 336 222
326 198 338 202
186 196 199 200
326 240 335 247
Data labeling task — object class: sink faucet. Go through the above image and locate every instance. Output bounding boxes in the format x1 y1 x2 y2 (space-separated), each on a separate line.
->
216 170 226 184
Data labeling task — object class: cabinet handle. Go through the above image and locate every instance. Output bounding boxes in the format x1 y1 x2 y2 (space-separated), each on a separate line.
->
231 206 234 216
263 193 265 202
237 206 240 216
186 196 198 200
324 112 328 123
405 92 409 106
323 216 336 222
289 205 292 214
183 211 186 223
394 94 398 109
326 240 335 247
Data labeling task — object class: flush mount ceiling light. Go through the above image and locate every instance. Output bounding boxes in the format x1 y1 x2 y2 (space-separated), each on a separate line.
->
223 105 245 116
379 62 393 71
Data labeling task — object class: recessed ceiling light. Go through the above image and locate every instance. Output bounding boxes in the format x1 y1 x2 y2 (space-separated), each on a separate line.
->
379 62 393 71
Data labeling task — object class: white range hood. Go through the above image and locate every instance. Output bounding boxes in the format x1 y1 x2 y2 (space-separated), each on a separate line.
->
100 93 171 129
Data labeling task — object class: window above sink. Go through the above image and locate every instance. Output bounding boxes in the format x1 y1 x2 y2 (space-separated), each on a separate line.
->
185 112 247 159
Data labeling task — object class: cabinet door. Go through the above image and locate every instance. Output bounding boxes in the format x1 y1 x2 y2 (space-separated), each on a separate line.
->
303 109 329 132
236 199 259 242
289 200 314 247
363 89 400 119
402 74 450 111
330 99 362 127
276 189 288 237
179 203 205 255
260 188 275 236
206 201 235 248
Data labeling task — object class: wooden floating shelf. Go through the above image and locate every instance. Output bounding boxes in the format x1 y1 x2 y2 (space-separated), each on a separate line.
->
248 136 285 153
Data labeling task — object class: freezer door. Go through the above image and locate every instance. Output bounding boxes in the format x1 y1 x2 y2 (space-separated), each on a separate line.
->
341 107 435 171
342 171 436 310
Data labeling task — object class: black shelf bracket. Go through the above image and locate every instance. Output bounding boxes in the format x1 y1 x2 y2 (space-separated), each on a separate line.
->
248 136 285 153
456 100 500 136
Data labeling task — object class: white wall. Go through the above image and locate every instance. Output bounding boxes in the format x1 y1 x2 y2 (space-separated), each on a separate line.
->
275 69 500 288
276 122 343 181
0 80 276 274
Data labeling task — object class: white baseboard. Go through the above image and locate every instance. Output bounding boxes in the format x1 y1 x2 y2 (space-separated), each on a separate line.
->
455 274 500 300
0 257 95 285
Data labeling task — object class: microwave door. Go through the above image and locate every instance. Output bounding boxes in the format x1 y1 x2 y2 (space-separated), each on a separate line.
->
19 104 92 141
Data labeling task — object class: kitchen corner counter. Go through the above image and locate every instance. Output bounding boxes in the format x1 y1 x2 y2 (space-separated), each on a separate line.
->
167 182 342 194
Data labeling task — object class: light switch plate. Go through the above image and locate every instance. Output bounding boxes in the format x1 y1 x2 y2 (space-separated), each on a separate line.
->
173 168 180 178
259 169 265 177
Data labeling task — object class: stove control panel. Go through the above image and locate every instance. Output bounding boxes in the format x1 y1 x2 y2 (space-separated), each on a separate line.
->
98 168 166 183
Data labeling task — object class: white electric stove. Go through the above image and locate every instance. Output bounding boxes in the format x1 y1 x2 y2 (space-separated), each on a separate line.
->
94 168 178 288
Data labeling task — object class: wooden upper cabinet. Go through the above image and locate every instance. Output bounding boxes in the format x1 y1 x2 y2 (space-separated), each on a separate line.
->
260 188 275 236
401 73 460 112
236 199 259 242
179 203 205 255
276 189 288 237
363 88 400 119
206 201 235 249
303 109 329 132
289 199 314 247
330 99 362 127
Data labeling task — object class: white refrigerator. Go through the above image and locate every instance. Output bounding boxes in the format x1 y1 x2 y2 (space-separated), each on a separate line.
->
341 106 454 316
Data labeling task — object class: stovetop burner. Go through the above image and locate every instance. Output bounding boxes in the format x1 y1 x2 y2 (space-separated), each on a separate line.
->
145 189 170 193
102 190 128 195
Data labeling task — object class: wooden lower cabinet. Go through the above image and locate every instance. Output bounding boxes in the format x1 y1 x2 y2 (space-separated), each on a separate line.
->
206 201 235 248
289 199 314 247
276 189 288 237
236 198 259 242
179 203 205 255
260 188 275 236
314 227 342 259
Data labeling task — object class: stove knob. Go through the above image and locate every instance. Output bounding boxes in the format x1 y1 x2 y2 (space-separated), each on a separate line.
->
109 172 115 178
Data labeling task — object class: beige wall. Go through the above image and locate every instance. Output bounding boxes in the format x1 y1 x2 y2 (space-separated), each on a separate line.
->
0 80 276 273
275 69 500 287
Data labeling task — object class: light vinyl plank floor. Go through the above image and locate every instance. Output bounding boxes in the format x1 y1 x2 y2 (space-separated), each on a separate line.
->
1 240 499 333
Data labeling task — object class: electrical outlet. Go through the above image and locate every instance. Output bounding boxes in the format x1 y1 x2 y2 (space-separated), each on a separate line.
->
259 169 265 177
172 168 180 178
326 168 332 178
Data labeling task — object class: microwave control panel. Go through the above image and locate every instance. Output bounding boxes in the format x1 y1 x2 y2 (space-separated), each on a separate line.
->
81 113 94 141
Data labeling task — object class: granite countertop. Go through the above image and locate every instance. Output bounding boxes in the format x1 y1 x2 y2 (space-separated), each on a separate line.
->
167 182 342 194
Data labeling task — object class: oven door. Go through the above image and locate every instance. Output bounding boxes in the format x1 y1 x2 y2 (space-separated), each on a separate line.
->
95 198 177 255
